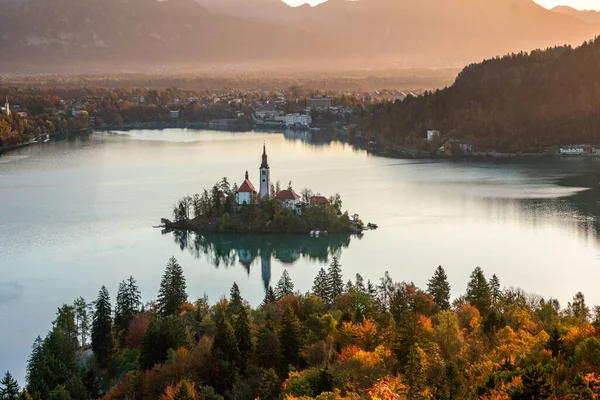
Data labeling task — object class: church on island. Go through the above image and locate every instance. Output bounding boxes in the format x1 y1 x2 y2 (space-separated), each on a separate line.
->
234 144 305 213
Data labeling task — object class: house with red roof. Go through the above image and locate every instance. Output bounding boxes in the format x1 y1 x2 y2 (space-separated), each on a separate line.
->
310 195 328 206
275 188 302 213
235 170 256 205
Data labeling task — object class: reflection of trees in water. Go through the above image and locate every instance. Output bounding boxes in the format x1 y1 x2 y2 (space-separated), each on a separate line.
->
163 230 354 290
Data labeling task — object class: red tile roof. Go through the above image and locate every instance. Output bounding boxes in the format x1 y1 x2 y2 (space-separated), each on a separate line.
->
275 189 301 200
310 196 328 205
237 179 256 193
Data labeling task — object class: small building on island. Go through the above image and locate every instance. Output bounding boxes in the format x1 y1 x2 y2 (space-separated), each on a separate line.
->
310 196 328 206
275 189 302 213
235 171 256 205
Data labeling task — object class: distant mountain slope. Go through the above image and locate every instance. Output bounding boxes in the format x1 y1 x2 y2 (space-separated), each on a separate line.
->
552 5 600 24
0 0 598 72
363 38 600 152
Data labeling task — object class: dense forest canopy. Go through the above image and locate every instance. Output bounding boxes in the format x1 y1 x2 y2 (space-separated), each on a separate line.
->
6 257 600 400
363 38 600 153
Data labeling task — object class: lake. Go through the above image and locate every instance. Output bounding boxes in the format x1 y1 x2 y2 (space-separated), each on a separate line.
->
1 128 600 383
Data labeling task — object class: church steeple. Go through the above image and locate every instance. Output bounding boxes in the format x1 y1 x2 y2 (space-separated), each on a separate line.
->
259 143 270 199
261 143 269 169
4 96 9 116
245 170 249 180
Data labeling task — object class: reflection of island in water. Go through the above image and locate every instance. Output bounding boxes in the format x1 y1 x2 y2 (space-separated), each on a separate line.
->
163 230 356 291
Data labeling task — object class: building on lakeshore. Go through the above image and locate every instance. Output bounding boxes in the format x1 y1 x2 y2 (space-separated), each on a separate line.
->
235 170 256 205
559 146 585 155
307 98 334 109
169 110 180 120
427 130 440 141
273 113 312 128
1 97 10 116
310 196 328 206
259 144 270 199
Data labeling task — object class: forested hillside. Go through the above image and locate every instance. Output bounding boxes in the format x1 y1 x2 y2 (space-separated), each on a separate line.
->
6 257 600 399
363 38 600 153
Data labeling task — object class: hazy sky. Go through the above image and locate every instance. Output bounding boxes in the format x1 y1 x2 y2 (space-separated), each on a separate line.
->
282 0 600 11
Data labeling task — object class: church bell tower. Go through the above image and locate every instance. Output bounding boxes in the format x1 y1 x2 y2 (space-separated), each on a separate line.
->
259 144 270 199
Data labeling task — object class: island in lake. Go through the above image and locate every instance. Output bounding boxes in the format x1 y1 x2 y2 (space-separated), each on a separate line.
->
162 144 367 234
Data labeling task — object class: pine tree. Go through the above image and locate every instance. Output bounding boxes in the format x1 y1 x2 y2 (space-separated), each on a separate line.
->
53 304 77 343
327 257 343 304
278 304 301 368
263 286 277 305
569 373 594 400
228 282 243 316
427 266 451 311
404 343 426 400
256 320 281 371
257 369 280 400
73 297 90 347
234 305 254 371
115 276 142 332
355 273 365 292
274 270 294 300
465 267 492 316
489 274 501 306
546 326 564 358
139 316 191 370
212 312 240 365
91 285 113 367
0 371 20 400
174 380 196 400
378 271 394 309
25 336 43 398
312 268 329 302
568 291 590 321
157 257 188 317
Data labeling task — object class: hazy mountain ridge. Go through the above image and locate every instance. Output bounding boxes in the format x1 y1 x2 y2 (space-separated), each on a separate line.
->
552 5 600 23
0 0 598 72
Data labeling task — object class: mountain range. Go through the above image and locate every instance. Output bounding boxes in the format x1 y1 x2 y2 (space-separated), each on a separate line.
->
0 0 598 73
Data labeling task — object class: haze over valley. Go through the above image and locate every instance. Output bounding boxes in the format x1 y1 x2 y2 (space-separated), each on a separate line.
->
1 0 599 75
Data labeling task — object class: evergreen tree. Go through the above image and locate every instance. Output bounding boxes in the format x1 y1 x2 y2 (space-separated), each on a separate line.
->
404 343 426 400
489 274 501 306
313 366 335 395
157 257 188 317
263 286 277 305
367 279 377 300
427 266 451 311
569 373 594 400
546 326 563 358
355 273 365 292
465 267 492 316
212 312 239 365
91 286 113 367
228 282 243 316
0 371 20 400
25 337 44 399
256 320 281 371
519 364 551 399
275 270 294 300
53 305 77 343
567 291 590 321
139 316 191 370
311 268 329 302
327 257 343 304
115 276 141 332
234 306 254 371
73 297 89 347
174 380 196 400
378 271 394 310
257 369 280 400
278 304 301 368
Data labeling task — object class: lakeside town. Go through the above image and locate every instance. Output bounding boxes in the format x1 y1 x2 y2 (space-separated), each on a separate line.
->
4 85 600 158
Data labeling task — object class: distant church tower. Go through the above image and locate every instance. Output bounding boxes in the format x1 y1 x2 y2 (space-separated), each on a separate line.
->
4 97 9 116
259 144 270 198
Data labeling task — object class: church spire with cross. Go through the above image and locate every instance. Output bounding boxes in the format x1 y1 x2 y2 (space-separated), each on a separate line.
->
3 96 9 116
259 143 270 198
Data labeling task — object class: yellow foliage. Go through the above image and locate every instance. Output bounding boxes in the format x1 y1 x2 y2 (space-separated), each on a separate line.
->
367 376 406 400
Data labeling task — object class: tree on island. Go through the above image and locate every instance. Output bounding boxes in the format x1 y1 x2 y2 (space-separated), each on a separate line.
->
327 257 344 304
427 266 451 311
0 371 20 400
91 286 113 367
275 270 294 300
157 257 188 317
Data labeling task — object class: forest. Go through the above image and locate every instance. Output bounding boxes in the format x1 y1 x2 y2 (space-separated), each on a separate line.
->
2 257 600 400
362 37 600 154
